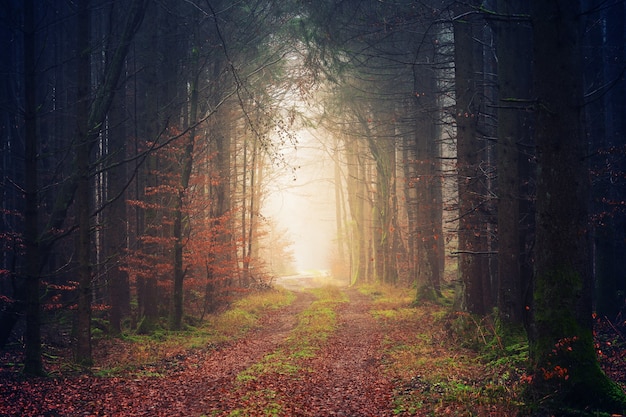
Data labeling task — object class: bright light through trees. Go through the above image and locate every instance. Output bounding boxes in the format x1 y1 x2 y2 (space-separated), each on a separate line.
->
265 129 337 272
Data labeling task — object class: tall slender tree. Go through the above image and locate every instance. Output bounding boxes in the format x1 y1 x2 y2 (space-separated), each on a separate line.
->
170 24 200 330
453 1 490 315
22 0 44 376
494 0 533 325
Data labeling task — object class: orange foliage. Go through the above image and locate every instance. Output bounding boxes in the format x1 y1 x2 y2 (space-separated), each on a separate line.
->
123 128 247 317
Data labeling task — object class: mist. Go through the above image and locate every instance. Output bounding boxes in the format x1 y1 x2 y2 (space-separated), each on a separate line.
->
264 130 337 273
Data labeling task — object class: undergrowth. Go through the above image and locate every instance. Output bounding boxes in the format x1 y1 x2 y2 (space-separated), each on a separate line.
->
361 283 525 416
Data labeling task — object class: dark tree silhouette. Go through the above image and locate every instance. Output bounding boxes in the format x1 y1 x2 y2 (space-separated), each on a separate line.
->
528 0 626 411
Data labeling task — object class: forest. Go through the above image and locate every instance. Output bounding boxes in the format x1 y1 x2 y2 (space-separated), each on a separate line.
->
1 0 626 415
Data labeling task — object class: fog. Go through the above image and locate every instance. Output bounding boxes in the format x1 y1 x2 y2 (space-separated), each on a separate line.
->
264 130 337 273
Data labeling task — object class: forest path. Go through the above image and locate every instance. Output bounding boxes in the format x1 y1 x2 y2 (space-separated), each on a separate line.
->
288 287 395 415
213 287 395 416
0 288 397 416
1 291 316 416
0 286 530 416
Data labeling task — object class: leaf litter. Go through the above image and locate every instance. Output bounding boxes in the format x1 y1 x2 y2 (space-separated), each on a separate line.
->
2 287 624 416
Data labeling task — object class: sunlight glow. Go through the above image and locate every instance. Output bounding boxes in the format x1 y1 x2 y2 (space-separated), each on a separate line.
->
264 130 337 272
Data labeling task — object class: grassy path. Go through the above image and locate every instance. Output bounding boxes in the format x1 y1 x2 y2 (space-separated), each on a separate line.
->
1 285 525 416
220 286 394 416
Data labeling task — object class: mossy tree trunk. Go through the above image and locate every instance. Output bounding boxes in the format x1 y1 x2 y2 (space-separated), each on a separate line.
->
529 0 626 412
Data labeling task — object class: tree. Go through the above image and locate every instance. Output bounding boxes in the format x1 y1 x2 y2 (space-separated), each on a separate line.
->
367 107 400 285
528 0 626 412
170 28 200 331
75 0 148 365
105 46 131 336
583 0 626 320
494 0 533 325
0 0 24 349
343 129 371 285
74 0 93 367
22 0 44 376
409 27 444 299
453 2 492 315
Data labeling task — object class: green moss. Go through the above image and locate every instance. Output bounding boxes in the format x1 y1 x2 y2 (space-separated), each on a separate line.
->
414 284 441 304
529 267 626 414
567 360 626 413
531 267 584 368
136 316 158 335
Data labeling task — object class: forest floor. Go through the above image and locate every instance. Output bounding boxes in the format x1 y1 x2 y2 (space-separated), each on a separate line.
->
1 282 625 416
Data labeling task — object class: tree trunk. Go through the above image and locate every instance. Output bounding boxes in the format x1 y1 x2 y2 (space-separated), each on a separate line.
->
495 0 533 325
453 3 488 315
403 131 417 287
345 134 365 285
75 0 93 367
170 44 199 330
74 0 148 364
22 0 44 376
106 76 130 336
413 58 442 300
366 110 398 285
529 0 626 411
586 0 626 319
333 135 347 275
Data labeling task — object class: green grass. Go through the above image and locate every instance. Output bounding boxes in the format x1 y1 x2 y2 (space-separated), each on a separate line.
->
357 283 414 308
235 351 300 383
362 283 525 415
227 389 283 416
371 307 417 322
210 309 258 339
232 288 296 315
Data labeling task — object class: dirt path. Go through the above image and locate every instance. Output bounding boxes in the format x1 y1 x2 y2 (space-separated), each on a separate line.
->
279 288 394 416
1 288 398 416
214 287 395 416
1 291 317 416
1 286 531 416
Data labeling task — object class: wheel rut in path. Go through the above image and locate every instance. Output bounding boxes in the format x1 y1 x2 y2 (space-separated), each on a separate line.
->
293 288 395 416
125 290 319 416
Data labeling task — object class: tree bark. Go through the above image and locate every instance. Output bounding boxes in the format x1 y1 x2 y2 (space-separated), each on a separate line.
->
106 67 130 336
22 0 44 376
495 0 533 325
364 105 398 285
529 0 626 411
170 43 199 330
345 134 366 285
413 54 442 300
453 2 489 315
75 0 93 367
